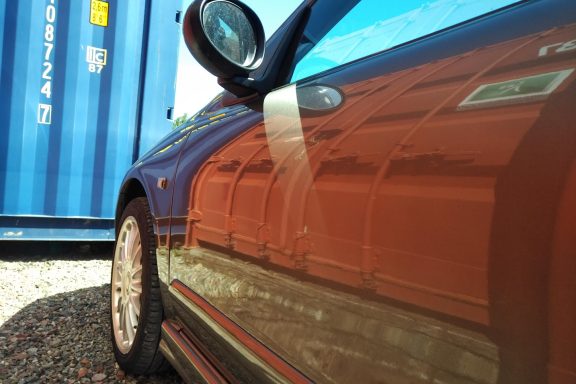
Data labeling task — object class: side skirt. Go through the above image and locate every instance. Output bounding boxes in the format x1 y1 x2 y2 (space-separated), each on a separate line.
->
160 320 229 384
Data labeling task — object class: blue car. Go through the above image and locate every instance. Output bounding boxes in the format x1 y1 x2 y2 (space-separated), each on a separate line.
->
110 0 576 383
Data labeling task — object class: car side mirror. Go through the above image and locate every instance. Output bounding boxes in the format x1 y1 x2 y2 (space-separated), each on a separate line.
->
183 0 265 96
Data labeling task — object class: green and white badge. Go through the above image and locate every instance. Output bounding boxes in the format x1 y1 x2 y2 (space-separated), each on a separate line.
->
458 68 574 110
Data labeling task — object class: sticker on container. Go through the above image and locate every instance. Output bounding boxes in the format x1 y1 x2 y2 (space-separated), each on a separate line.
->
38 103 52 125
90 0 109 27
86 46 107 74
458 68 574 110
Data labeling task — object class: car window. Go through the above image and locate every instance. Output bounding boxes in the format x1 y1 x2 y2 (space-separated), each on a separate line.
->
290 0 523 82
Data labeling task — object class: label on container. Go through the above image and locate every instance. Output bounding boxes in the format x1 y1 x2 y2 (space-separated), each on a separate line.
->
37 103 53 125
38 0 56 125
86 46 107 74
539 39 576 57
458 69 574 110
90 0 109 27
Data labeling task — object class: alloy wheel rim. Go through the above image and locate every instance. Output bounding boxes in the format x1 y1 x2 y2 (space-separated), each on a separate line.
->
111 216 143 354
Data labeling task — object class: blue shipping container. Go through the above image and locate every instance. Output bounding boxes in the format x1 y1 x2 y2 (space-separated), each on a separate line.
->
0 0 181 240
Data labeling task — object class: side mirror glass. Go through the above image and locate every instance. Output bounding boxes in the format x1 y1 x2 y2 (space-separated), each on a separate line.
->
184 0 265 79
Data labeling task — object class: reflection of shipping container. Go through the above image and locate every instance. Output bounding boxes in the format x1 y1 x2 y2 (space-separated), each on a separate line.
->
186 25 576 326
0 0 180 240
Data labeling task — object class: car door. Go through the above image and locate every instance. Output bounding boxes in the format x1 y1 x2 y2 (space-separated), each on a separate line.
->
166 0 576 383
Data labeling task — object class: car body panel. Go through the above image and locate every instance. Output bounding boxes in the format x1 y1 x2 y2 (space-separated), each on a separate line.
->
115 0 576 382
177 23 576 322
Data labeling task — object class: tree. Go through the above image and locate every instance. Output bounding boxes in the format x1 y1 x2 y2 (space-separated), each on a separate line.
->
172 113 190 129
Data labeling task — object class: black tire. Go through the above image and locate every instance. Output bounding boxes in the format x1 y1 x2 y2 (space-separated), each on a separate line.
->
110 197 169 374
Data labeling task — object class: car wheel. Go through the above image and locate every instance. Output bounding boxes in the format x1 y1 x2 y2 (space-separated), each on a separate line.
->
111 197 167 374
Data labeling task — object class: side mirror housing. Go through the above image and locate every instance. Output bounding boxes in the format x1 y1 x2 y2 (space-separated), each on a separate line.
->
183 0 266 96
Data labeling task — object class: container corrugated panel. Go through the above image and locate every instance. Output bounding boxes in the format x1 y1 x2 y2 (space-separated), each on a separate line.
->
186 25 576 324
0 0 180 240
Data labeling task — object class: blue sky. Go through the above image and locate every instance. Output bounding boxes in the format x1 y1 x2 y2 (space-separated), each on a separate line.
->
174 0 301 117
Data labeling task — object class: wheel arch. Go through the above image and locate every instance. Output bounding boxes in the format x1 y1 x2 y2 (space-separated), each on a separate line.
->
116 178 147 234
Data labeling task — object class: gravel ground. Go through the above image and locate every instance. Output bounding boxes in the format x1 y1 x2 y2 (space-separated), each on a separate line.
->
0 242 183 384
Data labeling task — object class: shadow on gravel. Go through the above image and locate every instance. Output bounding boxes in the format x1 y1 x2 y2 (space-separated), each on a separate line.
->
0 285 183 384
0 241 114 262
